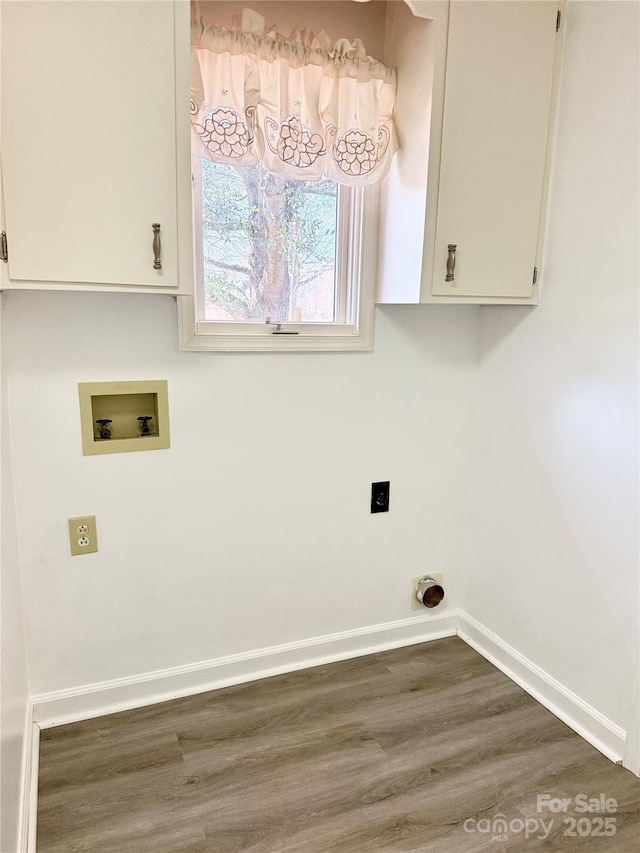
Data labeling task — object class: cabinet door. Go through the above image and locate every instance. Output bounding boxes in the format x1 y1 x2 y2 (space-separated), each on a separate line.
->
431 1 560 298
1 1 179 286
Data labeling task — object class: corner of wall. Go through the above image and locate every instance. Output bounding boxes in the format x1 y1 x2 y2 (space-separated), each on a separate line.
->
1 293 33 853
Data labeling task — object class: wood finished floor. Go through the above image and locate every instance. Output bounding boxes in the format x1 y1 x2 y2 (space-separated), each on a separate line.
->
37 637 640 852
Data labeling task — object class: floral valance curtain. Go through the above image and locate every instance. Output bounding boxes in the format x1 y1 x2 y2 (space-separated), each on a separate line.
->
190 8 398 186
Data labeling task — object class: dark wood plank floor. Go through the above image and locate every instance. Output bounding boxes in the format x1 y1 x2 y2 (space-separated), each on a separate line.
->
37 637 640 852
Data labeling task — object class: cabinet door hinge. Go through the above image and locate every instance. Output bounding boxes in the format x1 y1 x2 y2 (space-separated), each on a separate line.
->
533 266 538 285
0 232 8 263
556 10 561 32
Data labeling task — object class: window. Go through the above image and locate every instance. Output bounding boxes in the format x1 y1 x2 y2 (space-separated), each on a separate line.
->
179 6 395 352
199 162 341 325
181 171 377 352
184 157 374 350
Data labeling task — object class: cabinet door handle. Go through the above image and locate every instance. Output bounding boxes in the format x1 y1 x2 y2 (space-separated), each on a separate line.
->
446 243 457 282
152 223 162 270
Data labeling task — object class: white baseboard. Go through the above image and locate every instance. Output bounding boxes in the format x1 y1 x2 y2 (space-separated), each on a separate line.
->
33 610 459 728
21 607 634 851
457 611 627 764
15 701 38 853
32 609 628 767
25 719 39 853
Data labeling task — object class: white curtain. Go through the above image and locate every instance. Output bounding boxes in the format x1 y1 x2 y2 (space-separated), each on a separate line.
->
190 9 398 186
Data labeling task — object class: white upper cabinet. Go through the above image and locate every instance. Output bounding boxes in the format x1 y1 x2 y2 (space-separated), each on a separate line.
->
377 0 564 305
430 1 561 301
0 0 561 303
1 1 192 291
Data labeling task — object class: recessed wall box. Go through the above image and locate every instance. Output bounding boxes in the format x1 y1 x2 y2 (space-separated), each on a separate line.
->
78 380 170 455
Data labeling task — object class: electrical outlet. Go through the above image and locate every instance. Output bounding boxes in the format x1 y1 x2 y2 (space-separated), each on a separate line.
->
411 573 443 610
371 481 390 513
68 516 98 556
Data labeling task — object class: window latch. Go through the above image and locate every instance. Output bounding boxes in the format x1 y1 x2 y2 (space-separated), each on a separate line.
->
266 318 299 335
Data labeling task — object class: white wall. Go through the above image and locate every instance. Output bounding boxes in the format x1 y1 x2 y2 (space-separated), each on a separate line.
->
377 0 434 304
2 294 478 695
198 1 388 58
0 2 31 845
0 296 30 853
461 0 639 767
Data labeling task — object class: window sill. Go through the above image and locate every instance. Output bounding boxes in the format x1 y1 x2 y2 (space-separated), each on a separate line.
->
177 296 374 352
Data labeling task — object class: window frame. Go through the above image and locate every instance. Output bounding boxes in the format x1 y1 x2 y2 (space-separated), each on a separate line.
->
178 158 378 352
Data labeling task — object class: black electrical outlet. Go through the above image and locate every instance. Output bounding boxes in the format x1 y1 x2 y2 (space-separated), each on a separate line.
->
371 481 390 513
